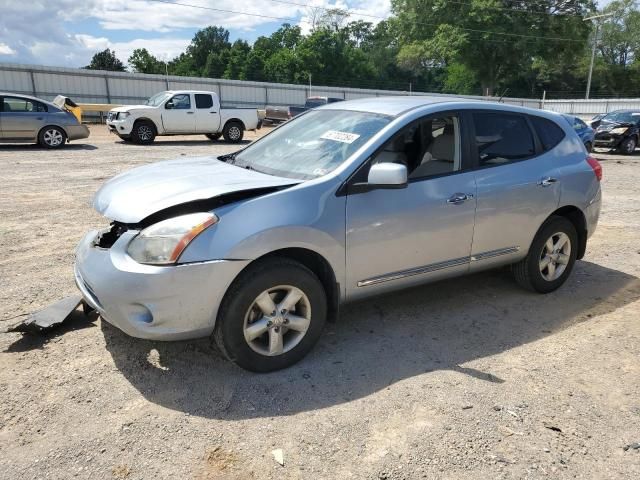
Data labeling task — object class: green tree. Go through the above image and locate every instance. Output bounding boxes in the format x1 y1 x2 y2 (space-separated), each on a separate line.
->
85 48 126 71
128 48 166 74
187 26 232 73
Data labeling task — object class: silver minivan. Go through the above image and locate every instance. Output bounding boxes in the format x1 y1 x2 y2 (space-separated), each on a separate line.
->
75 97 602 372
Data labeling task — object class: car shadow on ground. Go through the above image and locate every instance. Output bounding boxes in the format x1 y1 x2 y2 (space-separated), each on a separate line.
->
103 260 640 419
0 143 98 151
117 139 252 147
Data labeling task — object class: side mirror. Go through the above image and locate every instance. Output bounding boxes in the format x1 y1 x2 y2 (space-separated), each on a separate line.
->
367 163 408 189
165 101 174 109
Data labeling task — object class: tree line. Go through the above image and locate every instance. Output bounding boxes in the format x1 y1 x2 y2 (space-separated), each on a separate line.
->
84 0 640 99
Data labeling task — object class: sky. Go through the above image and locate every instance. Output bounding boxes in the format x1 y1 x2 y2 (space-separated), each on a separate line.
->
0 0 613 69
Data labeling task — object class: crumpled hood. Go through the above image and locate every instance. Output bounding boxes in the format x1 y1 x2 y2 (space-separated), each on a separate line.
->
94 156 299 223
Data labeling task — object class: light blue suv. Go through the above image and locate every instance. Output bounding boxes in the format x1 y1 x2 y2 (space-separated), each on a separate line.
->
75 97 602 372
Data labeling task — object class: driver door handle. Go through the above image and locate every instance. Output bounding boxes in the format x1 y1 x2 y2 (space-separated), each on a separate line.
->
186 111 194 114
447 193 474 205
538 176 558 187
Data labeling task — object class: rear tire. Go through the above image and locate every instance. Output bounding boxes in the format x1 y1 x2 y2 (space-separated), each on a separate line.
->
131 120 156 144
222 121 244 143
618 136 637 155
214 258 327 372
206 133 222 141
38 126 66 148
512 216 578 293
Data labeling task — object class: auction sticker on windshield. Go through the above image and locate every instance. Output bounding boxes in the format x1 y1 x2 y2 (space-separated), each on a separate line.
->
321 130 361 144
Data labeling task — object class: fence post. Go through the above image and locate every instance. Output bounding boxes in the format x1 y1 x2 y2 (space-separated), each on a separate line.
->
541 90 546 110
29 70 37 97
264 86 269 107
104 75 112 104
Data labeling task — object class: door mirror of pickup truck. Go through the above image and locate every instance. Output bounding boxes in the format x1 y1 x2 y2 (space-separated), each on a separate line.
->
165 101 175 109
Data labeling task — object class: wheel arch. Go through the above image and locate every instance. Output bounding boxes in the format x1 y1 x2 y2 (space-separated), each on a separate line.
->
133 117 158 134
548 205 588 259
38 124 68 140
224 118 246 130
231 247 340 323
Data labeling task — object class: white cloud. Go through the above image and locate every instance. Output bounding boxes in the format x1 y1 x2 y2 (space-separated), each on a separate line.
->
0 43 17 55
0 0 392 67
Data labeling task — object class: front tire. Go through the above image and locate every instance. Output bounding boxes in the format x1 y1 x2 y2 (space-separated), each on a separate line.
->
512 216 578 293
131 120 156 144
214 258 327 372
618 136 637 155
222 121 244 143
38 126 66 148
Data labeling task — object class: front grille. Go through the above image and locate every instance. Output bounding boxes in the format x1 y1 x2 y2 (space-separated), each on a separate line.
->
94 222 128 249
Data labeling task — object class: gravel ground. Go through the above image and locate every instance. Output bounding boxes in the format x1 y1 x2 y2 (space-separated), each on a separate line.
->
1 126 639 480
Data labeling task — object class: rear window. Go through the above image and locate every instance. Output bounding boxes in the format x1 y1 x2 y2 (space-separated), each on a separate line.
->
195 94 213 109
531 116 565 151
472 112 535 165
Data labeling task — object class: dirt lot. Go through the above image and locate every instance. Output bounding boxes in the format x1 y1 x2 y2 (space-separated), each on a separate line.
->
1 125 639 479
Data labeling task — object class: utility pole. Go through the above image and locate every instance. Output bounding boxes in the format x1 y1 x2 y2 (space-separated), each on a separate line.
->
584 13 614 100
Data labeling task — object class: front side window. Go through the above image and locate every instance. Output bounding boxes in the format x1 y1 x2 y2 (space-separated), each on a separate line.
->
230 109 391 180
2 96 47 113
371 114 461 179
473 112 535 165
168 94 191 109
195 94 213 109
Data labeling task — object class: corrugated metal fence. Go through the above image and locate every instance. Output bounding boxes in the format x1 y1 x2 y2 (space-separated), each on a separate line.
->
1 62 639 116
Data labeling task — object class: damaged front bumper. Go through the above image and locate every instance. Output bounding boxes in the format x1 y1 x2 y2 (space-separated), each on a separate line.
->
74 229 249 341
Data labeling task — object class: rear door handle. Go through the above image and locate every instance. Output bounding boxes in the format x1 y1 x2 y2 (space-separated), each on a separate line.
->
538 177 558 187
447 193 474 205
186 111 194 114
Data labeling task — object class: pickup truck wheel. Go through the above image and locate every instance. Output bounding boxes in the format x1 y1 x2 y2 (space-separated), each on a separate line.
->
206 133 222 141
131 120 156 144
214 257 327 372
223 121 244 143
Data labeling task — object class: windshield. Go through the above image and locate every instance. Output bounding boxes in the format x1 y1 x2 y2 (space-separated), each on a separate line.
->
146 92 171 107
230 109 392 180
602 111 640 124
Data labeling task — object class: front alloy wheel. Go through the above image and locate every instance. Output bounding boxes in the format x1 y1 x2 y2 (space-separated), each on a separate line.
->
243 285 311 357
619 136 637 155
214 258 327 372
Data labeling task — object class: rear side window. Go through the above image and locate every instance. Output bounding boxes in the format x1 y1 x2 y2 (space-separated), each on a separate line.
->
472 112 535 166
2 96 47 113
195 94 213 109
531 116 565 151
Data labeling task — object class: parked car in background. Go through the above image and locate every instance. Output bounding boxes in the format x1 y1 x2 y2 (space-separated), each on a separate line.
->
76 97 602 372
107 91 261 144
587 113 605 129
563 114 595 152
265 96 344 123
591 110 640 154
0 92 89 148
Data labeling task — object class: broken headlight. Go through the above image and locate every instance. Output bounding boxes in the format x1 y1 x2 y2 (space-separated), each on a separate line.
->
610 127 628 135
127 212 218 265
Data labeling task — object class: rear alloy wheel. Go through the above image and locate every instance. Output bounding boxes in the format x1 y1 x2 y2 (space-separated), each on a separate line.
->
512 216 578 293
222 121 244 143
131 120 156 144
38 126 66 148
618 136 637 155
206 133 222 142
214 258 326 372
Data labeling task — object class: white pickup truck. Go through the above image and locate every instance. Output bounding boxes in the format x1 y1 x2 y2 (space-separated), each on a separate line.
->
106 90 261 144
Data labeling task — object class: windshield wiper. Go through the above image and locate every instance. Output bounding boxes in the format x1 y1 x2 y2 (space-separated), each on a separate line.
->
218 151 239 164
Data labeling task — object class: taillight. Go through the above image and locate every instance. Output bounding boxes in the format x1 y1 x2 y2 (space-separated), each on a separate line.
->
586 155 602 181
